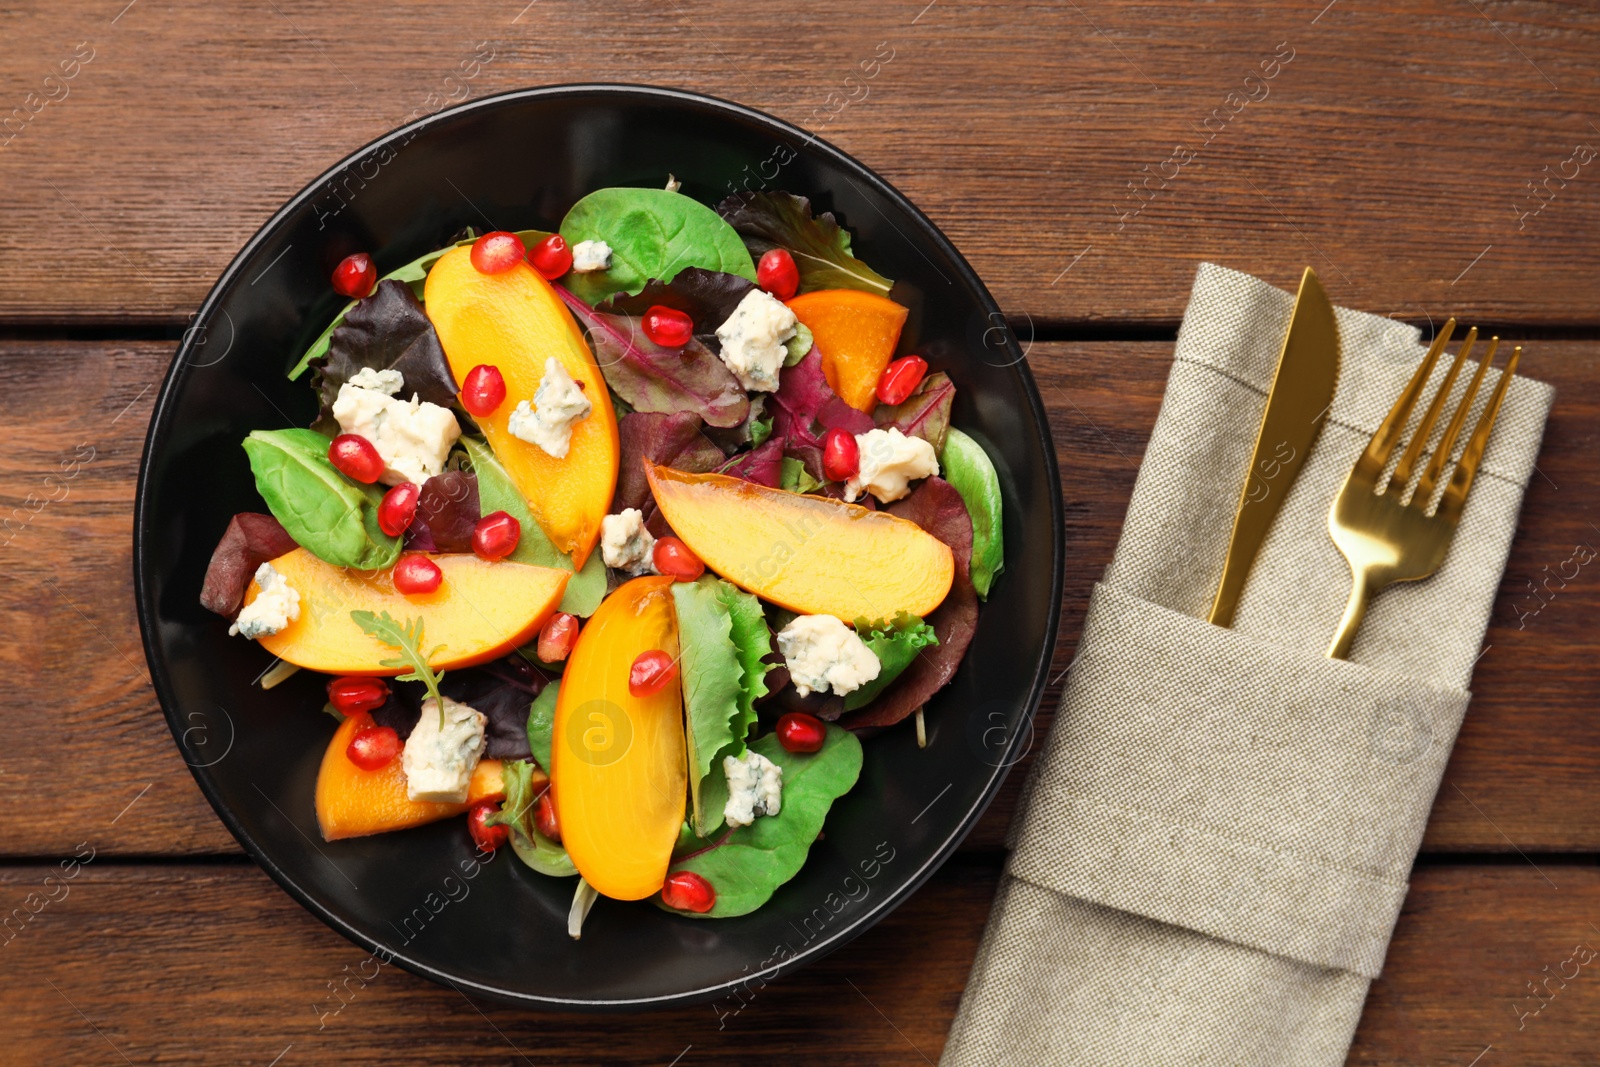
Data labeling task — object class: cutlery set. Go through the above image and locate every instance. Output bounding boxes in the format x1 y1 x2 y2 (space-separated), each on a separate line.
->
1210 268 1519 658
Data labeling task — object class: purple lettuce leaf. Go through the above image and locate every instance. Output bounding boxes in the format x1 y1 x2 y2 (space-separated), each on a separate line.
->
615 412 727 514
717 437 784 488
200 513 299 616
557 285 749 429
310 280 460 437
874 371 954 452
594 268 756 332
716 191 893 296
770 346 874 480
404 470 479 553
838 477 977 730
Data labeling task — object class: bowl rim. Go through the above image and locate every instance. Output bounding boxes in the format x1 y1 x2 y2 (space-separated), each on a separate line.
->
133 82 1065 1010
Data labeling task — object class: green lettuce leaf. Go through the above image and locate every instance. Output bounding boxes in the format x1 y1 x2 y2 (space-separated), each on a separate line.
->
461 436 605 616
663 726 863 918
242 428 399 570
525 680 558 775
673 576 773 834
844 612 939 711
560 188 757 306
779 456 822 495
940 428 1005 599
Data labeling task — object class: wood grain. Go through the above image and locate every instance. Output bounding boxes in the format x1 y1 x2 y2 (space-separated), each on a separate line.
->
0 859 1595 1064
2 339 1594 857
1 2 1599 327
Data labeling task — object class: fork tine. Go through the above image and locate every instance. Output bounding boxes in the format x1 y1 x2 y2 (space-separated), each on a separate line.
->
1416 336 1497 506
1390 327 1477 493
1359 318 1456 474
1439 344 1521 523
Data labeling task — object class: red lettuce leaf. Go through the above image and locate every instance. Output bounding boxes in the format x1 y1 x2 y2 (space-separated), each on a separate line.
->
717 437 785 488
615 412 726 514
595 268 755 331
874 371 954 452
838 477 977 729
404 470 479 554
310 280 460 437
370 653 550 760
200 512 299 616
770 346 873 480
557 285 749 429
716 191 894 296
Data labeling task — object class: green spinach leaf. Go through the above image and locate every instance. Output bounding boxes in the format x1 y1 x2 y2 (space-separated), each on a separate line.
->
779 456 822 495
940 428 1005 599
845 612 939 711
717 191 892 296
663 727 862 918
560 187 757 306
525 680 558 775
242 428 400 570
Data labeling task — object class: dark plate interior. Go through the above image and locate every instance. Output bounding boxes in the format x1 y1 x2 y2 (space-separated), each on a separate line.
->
134 84 1063 1009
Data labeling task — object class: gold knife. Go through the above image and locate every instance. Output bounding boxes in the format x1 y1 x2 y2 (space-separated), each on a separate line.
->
1207 267 1341 627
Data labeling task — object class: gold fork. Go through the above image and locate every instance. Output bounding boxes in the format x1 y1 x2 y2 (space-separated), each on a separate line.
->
1326 318 1521 659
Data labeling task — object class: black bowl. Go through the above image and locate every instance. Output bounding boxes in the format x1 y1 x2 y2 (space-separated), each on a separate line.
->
134 84 1063 1009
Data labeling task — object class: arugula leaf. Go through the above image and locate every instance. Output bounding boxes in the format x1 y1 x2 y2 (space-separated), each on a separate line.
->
844 612 939 711
558 288 750 429
351 610 447 722
673 576 772 834
559 187 757 306
663 727 862 918
526 680 558 775
242 429 400 570
461 436 604 616
717 191 893 297
779 456 822 495
308 281 460 437
874 371 955 453
940 428 1005 599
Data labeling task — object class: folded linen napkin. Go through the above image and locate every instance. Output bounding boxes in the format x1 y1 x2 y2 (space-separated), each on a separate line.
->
941 264 1554 1066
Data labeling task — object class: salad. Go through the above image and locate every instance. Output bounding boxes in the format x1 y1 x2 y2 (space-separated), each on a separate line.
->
199 179 1006 929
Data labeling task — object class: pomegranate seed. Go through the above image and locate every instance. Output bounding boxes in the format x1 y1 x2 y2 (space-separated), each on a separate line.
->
652 537 705 582
327 676 390 716
329 433 385 484
470 231 526 274
393 553 443 595
756 248 800 301
466 800 509 852
821 427 860 483
536 612 580 663
460 364 507 417
377 482 419 537
642 305 693 348
534 792 561 842
472 511 521 561
776 711 828 754
331 253 377 299
628 650 678 697
876 355 929 406
528 234 572 279
346 723 401 770
660 871 716 913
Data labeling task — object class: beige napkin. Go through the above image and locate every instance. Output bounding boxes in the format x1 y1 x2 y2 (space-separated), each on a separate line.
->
941 264 1554 1066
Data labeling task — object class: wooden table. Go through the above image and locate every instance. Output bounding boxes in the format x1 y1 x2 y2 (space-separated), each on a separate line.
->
4 2 1597 1063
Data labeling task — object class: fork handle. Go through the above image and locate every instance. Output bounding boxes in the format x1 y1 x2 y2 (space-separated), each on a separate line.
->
1327 569 1373 660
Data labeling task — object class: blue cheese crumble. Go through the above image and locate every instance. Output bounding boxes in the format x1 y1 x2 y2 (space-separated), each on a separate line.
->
599 508 657 575
401 696 487 803
776 615 881 697
570 239 613 272
331 382 461 486
715 289 797 393
228 562 300 639
723 748 783 828
845 427 940 504
507 357 592 459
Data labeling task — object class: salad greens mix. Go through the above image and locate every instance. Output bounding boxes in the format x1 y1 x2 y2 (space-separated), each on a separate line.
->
200 178 1007 928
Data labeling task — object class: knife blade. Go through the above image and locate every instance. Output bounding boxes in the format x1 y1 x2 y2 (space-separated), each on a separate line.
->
1207 266 1341 628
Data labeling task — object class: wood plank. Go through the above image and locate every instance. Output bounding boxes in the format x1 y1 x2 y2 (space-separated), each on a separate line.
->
0 859 1595 1063
2 2 1599 327
3 339 1594 856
